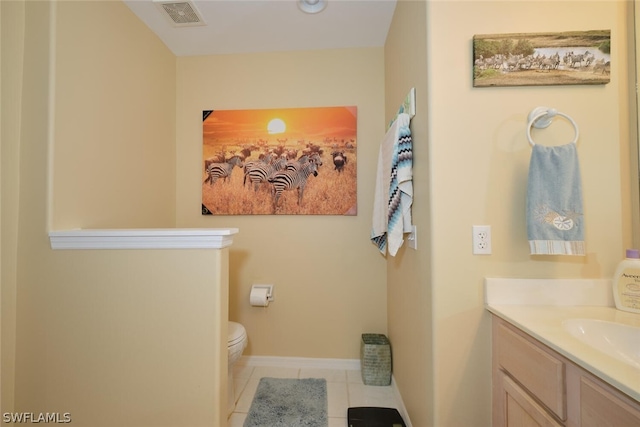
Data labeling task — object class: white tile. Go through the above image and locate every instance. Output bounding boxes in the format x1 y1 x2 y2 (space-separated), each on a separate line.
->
327 381 349 418
250 366 300 379
230 366 402 426
346 369 364 384
233 377 249 403
234 378 260 413
299 368 347 383
233 363 255 379
227 412 246 427
348 383 398 409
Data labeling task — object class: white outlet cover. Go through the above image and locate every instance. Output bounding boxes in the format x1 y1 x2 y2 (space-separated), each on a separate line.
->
473 225 492 255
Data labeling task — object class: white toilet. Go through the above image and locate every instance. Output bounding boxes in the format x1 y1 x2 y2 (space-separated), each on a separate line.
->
227 321 248 416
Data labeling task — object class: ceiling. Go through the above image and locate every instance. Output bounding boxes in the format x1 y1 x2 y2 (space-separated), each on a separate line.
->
123 0 398 56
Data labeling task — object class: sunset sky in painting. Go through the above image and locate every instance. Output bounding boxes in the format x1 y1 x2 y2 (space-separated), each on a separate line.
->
203 106 357 146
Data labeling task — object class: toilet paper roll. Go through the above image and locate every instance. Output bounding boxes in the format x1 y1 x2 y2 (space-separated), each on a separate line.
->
250 287 270 307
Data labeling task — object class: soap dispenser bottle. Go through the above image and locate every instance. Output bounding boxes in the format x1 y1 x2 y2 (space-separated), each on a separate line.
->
613 249 640 313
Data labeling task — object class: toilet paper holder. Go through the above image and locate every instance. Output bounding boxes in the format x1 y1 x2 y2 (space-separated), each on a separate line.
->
251 284 274 302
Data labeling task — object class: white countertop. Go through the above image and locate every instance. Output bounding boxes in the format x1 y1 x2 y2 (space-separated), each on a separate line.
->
485 278 640 402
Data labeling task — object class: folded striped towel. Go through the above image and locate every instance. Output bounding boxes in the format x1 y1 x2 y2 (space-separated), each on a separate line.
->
371 113 413 256
527 142 585 255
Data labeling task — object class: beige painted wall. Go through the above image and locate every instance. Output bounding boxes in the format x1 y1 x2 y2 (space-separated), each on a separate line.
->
384 2 433 427
52 0 176 230
17 247 229 427
175 49 389 359
630 0 640 249
425 2 630 426
6 2 230 426
3 1 634 426
1 0 26 415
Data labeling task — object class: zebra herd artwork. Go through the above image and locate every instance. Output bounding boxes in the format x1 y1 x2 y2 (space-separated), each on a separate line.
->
203 155 244 185
268 159 319 208
201 107 358 215
473 30 611 87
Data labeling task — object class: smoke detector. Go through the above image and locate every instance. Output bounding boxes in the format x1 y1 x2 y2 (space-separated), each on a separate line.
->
153 0 206 27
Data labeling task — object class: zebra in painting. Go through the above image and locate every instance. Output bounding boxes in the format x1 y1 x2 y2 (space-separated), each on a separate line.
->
242 153 279 185
243 157 287 191
203 155 244 186
285 153 323 172
268 160 319 211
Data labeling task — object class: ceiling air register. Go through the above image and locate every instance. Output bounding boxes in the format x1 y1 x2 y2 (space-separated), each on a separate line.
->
153 0 206 27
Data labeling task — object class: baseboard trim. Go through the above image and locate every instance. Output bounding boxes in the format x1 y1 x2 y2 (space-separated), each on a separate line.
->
237 355 412 426
391 376 413 427
238 355 361 370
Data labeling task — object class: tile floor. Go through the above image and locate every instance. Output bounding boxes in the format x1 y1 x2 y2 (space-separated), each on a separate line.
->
227 363 402 427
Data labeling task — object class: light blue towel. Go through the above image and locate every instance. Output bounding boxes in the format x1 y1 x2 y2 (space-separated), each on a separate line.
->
527 142 585 255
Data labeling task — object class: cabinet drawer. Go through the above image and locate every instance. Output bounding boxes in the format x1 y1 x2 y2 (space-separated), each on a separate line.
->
496 323 566 420
501 372 563 427
580 376 640 427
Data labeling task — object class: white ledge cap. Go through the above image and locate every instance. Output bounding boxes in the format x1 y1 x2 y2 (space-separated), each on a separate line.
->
49 228 239 250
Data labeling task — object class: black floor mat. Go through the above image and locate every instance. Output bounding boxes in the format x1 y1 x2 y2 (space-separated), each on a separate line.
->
347 407 406 427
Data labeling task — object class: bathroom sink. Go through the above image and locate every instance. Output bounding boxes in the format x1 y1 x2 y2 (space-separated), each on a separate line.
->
562 318 640 368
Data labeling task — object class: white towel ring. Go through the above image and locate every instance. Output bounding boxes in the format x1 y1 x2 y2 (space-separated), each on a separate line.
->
526 106 579 147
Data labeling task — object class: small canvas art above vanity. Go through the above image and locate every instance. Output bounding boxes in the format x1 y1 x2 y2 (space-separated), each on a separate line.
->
473 30 611 87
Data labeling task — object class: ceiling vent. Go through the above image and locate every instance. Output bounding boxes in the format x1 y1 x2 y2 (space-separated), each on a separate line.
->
153 0 206 27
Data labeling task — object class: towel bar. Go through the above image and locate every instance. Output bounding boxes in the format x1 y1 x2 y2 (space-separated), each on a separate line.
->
526 106 579 147
388 87 416 129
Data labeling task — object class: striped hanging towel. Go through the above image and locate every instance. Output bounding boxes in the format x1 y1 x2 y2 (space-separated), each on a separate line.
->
371 113 413 256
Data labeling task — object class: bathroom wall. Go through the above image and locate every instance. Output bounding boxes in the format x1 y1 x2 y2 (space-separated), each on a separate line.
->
5 2 389 422
52 1 176 229
16 246 230 427
384 1 631 426
4 2 232 426
2 1 633 427
4 0 56 416
383 2 433 427
1 0 26 414
175 50 389 358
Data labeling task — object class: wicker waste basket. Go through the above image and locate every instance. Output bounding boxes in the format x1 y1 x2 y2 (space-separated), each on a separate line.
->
360 333 391 386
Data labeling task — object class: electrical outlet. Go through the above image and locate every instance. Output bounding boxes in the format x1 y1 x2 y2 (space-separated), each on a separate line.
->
473 225 492 255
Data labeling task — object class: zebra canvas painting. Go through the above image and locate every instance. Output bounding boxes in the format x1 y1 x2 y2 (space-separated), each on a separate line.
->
202 106 357 215
473 30 611 87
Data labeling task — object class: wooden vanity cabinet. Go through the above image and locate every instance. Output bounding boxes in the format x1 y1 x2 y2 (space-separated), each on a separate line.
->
498 371 563 427
492 316 640 427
